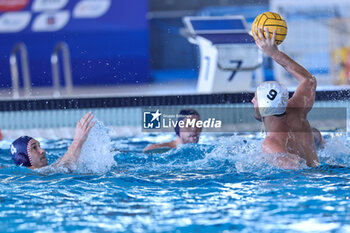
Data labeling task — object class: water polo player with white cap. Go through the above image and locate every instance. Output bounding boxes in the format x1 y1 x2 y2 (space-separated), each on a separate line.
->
256 81 289 118
251 27 320 169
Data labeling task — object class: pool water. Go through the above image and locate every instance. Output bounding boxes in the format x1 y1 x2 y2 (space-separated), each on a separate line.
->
0 123 350 232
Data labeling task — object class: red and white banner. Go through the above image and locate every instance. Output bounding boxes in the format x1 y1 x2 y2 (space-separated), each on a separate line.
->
0 0 29 12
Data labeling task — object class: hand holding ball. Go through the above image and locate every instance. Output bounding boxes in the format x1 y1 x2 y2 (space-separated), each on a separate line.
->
252 12 287 45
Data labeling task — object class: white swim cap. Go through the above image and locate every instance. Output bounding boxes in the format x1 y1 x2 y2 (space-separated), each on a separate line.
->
256 81 289 117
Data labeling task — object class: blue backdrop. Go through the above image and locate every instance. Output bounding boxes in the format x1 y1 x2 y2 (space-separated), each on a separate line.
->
0 0 150 88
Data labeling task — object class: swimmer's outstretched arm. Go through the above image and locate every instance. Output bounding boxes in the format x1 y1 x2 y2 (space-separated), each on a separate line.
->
55 112 95 169
143 140 177 152
253 28 316 111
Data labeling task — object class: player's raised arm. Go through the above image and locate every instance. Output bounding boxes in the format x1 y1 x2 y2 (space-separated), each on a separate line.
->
55 112 95 169
253 27 316 111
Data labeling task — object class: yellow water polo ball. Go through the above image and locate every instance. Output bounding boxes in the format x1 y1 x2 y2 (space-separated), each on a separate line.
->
251 12 287 45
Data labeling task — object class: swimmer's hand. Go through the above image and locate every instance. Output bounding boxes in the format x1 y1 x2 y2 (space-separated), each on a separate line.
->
252 27 279 58
55 112 95 170
73 112 95 145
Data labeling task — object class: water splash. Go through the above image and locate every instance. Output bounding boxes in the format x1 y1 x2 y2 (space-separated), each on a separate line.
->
115 134 299 176
186 135 308 174
318 135 350 166
204 135 278 174
76 119 117 174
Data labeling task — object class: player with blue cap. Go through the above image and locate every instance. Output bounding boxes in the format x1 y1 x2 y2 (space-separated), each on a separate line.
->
11 136 36 167
9 112 95 170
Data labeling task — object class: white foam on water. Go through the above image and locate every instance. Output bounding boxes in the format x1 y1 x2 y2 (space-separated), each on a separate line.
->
204 136 276 174
160 135 267 173
318 134 350 166
198 135 308 174
130 134 308 174
76 119 117 174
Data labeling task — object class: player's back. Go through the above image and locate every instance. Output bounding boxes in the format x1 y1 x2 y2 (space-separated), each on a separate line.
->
277 109 319 167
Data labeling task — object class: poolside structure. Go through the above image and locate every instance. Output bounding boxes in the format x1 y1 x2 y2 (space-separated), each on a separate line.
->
183 15 263 93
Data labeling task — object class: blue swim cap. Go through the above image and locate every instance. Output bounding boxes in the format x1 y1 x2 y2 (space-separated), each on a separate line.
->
174 109 200 136
10 136 33 167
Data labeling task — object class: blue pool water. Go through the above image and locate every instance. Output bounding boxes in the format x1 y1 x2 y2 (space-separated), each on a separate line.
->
1 123 350 232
